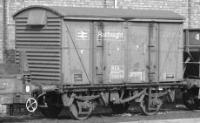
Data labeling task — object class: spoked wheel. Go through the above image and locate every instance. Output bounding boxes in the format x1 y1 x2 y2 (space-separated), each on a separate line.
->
110 103 129 114
26 97 38 113
140 95 162 116
183 92 199 110
69 101 93 120
39 105 62 118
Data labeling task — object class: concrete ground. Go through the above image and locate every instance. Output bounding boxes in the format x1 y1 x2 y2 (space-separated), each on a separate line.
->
119 118 200 123
1 103 200 123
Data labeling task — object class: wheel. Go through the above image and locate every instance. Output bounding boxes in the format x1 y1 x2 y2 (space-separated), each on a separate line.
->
140 95 162 116
69 101 93 120
183 92 199 110
110 103 129 114
38 95 62 118
26 97 38 113
38 92 63 118
39 105 62 118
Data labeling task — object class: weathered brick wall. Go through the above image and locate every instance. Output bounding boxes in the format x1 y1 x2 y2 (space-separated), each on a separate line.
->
117 0 189 27
117 0 200 29
0 0 3 40
0 1 3 63
1 0 200 54
190 1 200 28
0 1 2 42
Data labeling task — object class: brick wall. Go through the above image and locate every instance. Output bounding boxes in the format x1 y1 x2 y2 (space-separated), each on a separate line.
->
117 0 189 28
0 2 2 42
0 0 2 39
1 0 200 58
190 1 200 28
0 1 3 63
117 0 200 29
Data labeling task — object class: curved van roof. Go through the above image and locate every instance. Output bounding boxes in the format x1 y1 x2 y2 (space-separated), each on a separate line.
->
13 5 184 21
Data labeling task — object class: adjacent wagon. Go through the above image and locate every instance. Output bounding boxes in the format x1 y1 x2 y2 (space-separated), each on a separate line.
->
13 6 184 119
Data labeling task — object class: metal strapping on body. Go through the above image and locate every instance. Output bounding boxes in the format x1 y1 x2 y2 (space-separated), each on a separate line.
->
159 24 182 79
64 23 92 84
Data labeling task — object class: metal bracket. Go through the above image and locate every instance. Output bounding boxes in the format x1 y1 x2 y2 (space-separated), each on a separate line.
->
100 92 109 106
67 93 76 107
114 89 147 104
168 89 175 102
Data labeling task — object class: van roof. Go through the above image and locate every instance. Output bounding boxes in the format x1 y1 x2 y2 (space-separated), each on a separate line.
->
13 5 184 20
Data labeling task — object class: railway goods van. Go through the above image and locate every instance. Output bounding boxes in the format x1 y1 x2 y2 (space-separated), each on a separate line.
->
183 29 200 110
10 5 188 119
